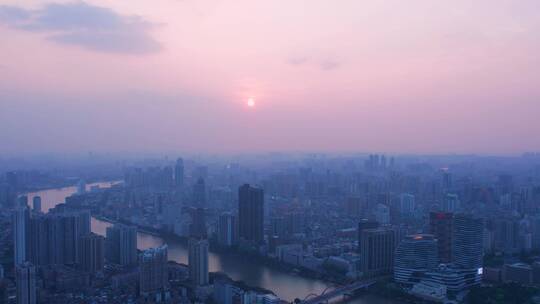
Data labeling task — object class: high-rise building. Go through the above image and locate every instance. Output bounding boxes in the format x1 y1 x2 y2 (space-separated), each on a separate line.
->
357 219 379 253
394 234 439 285
77 180 86 195
359 227 395 277
443 194 460 213
17 196 28 208
192 178 206 207
442 170 452 190
399 193 415 216
374 204 390 224
15 262 36 304
106 224 138 266
27 211 91 266
13 206 30 266
429 212 453 263
188 238 209 286
189 207 207 238
238 184 264 244
174 158 184 187
492 217 520 254
139 245 169 295
452 214 484 287
32 197 41 213
78 233 105 273
218 213 237 247
0 182 16 208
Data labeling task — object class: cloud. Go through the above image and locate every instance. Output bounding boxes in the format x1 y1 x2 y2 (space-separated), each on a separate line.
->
0 2 161 54
286 54 341 71
287 56 309 66
319 59 340 71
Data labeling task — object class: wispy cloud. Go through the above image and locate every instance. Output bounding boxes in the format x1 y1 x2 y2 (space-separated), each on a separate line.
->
319 59 340 71
286 54 341 71
287 56 309 66
0 2 161 54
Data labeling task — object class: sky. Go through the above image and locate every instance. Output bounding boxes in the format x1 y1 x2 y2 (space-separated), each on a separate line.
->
0 0 539 155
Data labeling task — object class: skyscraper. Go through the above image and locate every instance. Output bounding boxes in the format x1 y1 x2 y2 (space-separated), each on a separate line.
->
192 178 206 207
394 234 439 285
429 212 453 263
140 245 169 295
27 211 91 266
188 238 209 286
174 158 184 187
359 227 395 277
15 262 36 304
218 213 237 247
17 195 28 208
13 206 30 266
357 219 379 253
443 193 460 213
189 207 207 238
452 214 484 287
238 184 264 244
32 196 41 213
78 233 105 273
399 193 416 216
453 214 484 269
106 224 138 266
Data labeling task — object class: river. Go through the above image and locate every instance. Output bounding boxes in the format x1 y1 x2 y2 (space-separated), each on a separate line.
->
26 183 402 303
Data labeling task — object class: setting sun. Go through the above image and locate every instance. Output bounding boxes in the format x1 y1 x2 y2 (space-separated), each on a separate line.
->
247 98 255 107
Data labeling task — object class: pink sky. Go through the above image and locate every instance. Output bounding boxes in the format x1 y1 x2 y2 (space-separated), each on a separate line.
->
0 0 539 155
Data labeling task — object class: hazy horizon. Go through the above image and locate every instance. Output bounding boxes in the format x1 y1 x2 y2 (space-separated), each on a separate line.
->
1 0 539 155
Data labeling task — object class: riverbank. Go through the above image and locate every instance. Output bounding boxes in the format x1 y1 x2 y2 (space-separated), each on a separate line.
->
29 184 405 304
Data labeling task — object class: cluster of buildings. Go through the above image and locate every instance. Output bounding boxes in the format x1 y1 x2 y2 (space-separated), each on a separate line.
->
1 153 540 303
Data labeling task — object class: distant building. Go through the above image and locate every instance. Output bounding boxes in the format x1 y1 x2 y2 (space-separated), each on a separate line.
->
452 214 484 287
13 206 30 266
78 233 105 273
359 227 395 277
32 196 41 213
218 213 237 247
429 212 453 263
106 224 138 266
189 207 207 238
399 193 415 216
17 195 28 208
374 204 390 224
16 262 36 304
188 238 209 286
140 245 169 296
192 178 206 207
443 194 460 213
174 158 184 187
77 180 86 195
238 184 264 244
357 219 379 253
394 234 439 285
27 211 90 266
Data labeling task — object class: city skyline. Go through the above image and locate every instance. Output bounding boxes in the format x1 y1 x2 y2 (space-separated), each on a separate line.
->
1 0 540 154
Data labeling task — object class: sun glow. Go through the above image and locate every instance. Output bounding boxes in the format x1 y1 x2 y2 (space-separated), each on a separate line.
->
247 98 255 107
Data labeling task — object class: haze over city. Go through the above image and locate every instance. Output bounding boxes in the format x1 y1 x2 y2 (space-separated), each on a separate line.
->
1 0 540 155
2 2 540 304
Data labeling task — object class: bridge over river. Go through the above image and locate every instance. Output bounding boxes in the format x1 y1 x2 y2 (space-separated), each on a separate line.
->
302 277 388 304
